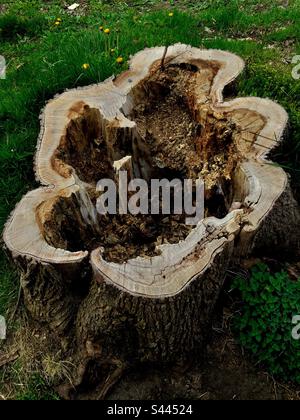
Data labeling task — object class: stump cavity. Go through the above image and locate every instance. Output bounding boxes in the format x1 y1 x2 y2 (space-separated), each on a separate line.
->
41 62 246 264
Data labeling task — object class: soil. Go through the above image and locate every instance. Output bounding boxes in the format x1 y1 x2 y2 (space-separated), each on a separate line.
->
105 336 295 401
48 64 241 263
104 284 300 401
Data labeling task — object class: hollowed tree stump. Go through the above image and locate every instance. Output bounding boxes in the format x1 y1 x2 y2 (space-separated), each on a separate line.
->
3 45 300 393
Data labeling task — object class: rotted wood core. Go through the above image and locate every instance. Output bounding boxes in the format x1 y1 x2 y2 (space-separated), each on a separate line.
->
44 64 245 263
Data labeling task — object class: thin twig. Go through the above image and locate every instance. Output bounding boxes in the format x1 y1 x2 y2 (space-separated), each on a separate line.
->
239 117 263 132
240 129 281 143
160 46 169 71
9 282 22 323
272 375 278 400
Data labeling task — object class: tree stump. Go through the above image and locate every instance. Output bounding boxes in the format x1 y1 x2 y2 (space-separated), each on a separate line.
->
3 44 300 396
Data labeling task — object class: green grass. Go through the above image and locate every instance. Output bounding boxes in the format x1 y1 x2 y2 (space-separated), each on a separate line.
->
0 13 47 41
0 255 18 318
15 372 59 400
0 0 299 399
0 359 60 400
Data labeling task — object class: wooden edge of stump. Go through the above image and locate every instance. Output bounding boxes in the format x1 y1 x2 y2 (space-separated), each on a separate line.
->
3 43 297 299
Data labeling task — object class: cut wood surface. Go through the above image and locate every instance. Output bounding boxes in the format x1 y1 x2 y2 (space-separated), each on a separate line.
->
3 45 300 390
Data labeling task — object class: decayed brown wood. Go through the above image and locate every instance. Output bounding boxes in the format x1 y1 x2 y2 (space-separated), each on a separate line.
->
3 44 300 397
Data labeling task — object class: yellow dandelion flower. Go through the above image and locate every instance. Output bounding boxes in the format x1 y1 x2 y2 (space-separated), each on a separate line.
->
56 18 62 22
82 63 90 70
55 21 61 26
116 57 124 64
168 12 174 17
104 28 110 34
